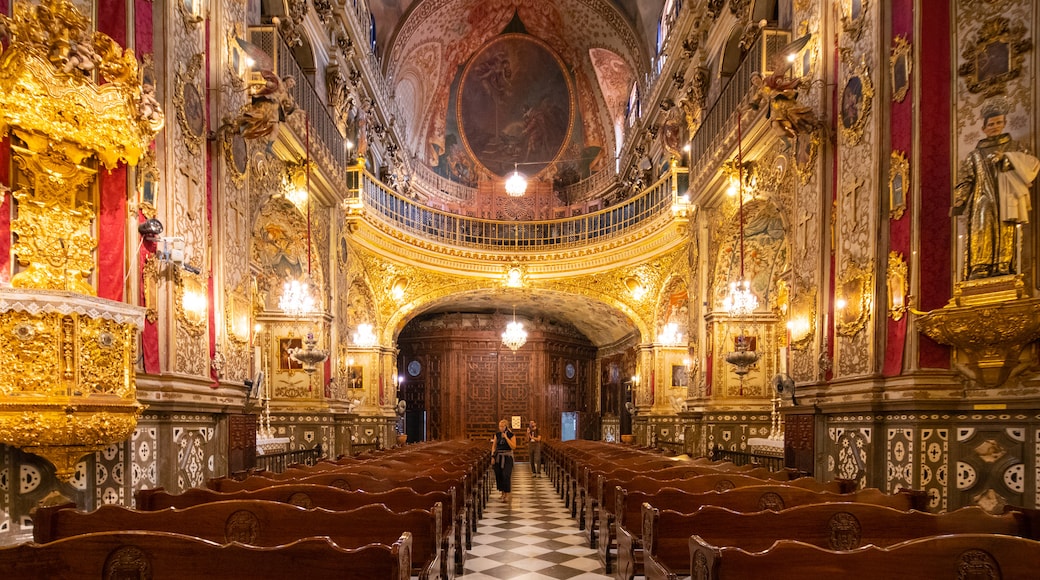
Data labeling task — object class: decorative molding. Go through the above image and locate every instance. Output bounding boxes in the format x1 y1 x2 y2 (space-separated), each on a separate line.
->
957 16 1033 97
890 36 912 103
839 62 874 145
889 150 908 220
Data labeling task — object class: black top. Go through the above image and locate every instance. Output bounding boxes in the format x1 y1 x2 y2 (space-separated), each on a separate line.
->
495 430 514 453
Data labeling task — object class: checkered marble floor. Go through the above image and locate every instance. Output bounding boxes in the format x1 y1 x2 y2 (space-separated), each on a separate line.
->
465 462 610 580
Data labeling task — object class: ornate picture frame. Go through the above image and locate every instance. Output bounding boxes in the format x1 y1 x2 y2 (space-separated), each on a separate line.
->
175 269 208 337
223 130 249 187
795 129 819 184
887 251 908 321
890 36 912 103
839 63 873 144
836 260 874 337
671 364 687 387
174 54 205 155
177 0 204 30
841 0 868 40
225 287 251 345
957 17 1033 97
278 337 304 372
889 150 909 220
136 150 160 219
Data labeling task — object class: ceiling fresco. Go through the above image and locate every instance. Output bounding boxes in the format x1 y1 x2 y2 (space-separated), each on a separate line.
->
383 0 655 193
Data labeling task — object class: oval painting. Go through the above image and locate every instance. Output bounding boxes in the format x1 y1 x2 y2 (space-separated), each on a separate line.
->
458 34 573 179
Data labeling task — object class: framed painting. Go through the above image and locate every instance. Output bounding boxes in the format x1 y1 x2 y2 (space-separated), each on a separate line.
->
841 0 868 40
671 364 688 388
279 337 304 371
839 63 874 144
957 16 1030 97
794 130 819 184
890 36 911 103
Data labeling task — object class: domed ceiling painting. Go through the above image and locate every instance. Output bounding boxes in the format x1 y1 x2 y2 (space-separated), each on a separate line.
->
385 0 656 192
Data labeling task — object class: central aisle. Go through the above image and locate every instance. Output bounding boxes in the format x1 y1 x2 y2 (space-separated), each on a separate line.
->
465 462 612 580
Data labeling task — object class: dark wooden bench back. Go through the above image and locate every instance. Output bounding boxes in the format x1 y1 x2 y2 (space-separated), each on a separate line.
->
689 533 1040 580
4 530 411 580
644 503 1026 576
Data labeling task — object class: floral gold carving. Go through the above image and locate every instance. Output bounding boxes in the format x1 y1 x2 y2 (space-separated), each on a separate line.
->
957 17 1032 97
887 252 909 321
840 0 869 41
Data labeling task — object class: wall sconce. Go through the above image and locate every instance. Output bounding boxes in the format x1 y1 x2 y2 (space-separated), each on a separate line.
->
177 275 208 336
283 163 311 211
657 322 684 346
836 260 874 337
887 251 909 321
353 323 377 347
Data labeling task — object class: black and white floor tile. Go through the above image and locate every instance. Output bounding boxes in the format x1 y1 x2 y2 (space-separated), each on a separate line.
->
465 463 610 580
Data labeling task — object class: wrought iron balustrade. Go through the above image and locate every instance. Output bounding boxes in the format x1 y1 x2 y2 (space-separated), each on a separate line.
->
349 163 689 251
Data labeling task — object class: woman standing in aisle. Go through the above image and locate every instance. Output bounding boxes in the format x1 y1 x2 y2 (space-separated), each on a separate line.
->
492 419 516 503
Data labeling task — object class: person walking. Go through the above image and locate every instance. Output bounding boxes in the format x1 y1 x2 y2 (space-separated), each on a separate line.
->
527 420 542 477
492 419 516 503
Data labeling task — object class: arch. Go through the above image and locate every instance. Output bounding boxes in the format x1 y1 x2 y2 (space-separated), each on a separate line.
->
719 26 745 78
710 198 788 313
250 196 326 314
383 288 648 347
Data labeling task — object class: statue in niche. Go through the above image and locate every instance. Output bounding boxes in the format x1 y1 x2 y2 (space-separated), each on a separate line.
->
953 98 1039 280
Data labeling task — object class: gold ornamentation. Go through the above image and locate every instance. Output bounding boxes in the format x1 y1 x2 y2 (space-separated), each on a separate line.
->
917 276 1040 388
176 269 208 337
839 62 873 145
174 54 205 155
836 260 873 337
957 17 1032 97
0 1 161 168
794 129 819 184
142 254 159 324
223 130 249 187
840 0 869 41
889 150 909 220
225 287 251 344
176 0 204 31
789 288 817 351
137 149 160 219
890 36 912 103
887 252 908 321
9 146 97 295
0 288 145 481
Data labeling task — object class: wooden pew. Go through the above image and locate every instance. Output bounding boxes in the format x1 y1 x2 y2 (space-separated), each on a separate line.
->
644 503 1027 580
612 485 927 579
34 500 440 580
135 485 457 580
1 530 411 579
687 533 1040 580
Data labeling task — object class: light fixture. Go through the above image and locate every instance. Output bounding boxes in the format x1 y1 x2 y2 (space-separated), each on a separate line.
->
501 308 527 351
505 163 527 197
279 278 316 317
390 277 407 301
657 322 683 346
288 332 329 374
723 109 761 385
353 323 377 347
505 265 525 288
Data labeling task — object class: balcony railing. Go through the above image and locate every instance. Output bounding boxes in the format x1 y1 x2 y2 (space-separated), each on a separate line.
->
248 27 346 166
689 30 789 170
349 163 689 251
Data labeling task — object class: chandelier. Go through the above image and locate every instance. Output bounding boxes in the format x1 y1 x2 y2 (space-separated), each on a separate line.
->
723 109 760 384
657 322 683 346
505 163 527 197
279 278 316 317
501 309 527 351
352 323 377 347
288 332 329 374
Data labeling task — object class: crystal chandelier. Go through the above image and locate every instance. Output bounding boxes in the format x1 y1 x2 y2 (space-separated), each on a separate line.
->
504 163 527 197
288 332 329 374
723 110 761 384
501 309 527 351
352 323 377 347
279 278 316 317
657 322 683 346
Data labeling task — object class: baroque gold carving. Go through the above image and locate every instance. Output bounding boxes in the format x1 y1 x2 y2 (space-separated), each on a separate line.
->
889 150 909 220
840 0 869 41
957 17 1032 97
176 269 208 337
836 260 873 337
887 251 908 321
917 276 1040 388
0 0 163 169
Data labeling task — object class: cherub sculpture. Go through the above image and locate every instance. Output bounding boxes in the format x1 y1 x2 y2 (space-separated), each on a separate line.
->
224 69 298 141
747 34 820 148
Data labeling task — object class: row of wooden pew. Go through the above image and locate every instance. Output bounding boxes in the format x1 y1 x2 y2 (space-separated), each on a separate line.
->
545 439 1040 580
9 440 490 579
